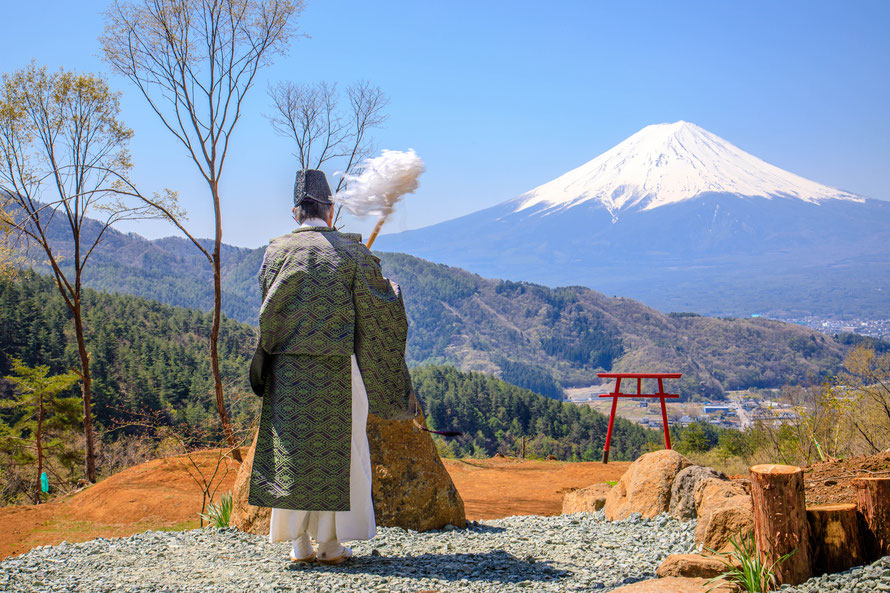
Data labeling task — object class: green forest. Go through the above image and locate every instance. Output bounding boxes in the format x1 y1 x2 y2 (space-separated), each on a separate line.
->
0 272 257 431
413 365 660 461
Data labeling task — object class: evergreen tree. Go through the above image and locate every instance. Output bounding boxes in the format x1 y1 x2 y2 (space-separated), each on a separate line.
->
0 360 81 503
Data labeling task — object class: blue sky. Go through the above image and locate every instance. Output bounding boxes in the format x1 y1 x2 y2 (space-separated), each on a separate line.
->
2 0 888 247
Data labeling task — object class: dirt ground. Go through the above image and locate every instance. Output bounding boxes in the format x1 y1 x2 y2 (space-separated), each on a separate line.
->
441 456 630 520
0 450 242 560
2 450 887 560
802 451 890 505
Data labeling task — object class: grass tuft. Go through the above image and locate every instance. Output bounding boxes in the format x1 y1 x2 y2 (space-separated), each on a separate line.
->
201 492 233 529
707 531 795 593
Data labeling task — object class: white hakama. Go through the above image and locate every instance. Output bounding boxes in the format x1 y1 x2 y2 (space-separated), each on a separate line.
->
268 355 376 545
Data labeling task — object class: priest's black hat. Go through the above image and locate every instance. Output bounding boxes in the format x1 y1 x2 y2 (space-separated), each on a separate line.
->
294 169 334 206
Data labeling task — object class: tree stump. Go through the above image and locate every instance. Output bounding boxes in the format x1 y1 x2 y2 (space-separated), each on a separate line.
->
806 503 864 575
749 464 812 586
853 476 890 561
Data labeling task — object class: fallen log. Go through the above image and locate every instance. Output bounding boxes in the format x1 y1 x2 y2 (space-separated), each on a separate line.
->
806 503 864 575
749 464 812 586
853 476 890 561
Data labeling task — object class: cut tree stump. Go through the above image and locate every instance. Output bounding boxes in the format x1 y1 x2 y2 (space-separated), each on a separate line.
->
750 464 812 586
806 503 864 575
853 476 890 561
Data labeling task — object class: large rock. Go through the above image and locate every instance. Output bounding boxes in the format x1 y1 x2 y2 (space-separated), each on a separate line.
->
230 430 270 535
604 450 692 521
670 465 727 520
693 477 754 552
656 553 732 579
562 483 612 514
608 576 734 592
232 412 466 534
365 413 466 530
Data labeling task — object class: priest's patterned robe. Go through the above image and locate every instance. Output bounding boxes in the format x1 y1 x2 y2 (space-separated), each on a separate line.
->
248 226 416 511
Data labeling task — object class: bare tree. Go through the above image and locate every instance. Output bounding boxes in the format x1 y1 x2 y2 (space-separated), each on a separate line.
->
0 64 179 482
101 0 300 454
267 79 388 225
840 345 890 453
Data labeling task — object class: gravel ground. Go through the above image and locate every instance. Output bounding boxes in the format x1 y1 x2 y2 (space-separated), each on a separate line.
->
779 556 890 593
1 512 887 592
1 512 695 592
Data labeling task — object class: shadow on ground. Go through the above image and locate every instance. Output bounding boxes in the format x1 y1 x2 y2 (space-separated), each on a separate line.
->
463 523 506 534
284 549 571 584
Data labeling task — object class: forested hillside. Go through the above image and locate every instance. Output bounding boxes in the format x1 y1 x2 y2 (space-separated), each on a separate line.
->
32 219 863 399
0 272 256 429
381 254 853 400
0 273 654 488
413 365 659 461
34 213 264 323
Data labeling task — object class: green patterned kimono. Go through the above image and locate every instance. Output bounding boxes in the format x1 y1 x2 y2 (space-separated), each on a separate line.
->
248 226 416 511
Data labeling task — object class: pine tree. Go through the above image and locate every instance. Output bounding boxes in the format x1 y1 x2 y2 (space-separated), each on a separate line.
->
0 359 81 504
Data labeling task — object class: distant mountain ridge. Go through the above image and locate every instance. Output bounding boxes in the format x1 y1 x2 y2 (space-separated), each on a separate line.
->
24 216 873 400
375 122 890 318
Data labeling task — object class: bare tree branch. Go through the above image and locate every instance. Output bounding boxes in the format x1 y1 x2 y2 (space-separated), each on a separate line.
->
0 64 185 482
101 0 301 454
265 79 389 226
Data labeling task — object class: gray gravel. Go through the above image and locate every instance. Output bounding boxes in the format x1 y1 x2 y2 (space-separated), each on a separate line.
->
779 556 890 593
2 512 886 592
0 512 694 592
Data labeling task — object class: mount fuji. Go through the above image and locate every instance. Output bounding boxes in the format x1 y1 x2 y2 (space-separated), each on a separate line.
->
374 122 890 317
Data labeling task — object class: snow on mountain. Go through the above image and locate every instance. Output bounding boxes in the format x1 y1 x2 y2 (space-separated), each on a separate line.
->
374 120 888 318
512 121 864 221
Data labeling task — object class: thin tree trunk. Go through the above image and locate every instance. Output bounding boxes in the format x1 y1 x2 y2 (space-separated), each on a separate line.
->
209 180 240 461
73 297 97 483
35 393 45 505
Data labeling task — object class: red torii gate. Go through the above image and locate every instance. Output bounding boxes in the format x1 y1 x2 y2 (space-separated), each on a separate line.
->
598 372 681 463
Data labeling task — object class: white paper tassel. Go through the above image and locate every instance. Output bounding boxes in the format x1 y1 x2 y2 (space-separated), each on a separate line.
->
335 149 425 218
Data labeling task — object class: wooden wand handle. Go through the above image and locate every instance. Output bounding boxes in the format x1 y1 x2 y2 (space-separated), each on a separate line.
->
365 215 388 249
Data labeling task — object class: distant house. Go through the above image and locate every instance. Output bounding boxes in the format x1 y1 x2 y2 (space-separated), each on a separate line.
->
703 405 733 414
678 415 694 426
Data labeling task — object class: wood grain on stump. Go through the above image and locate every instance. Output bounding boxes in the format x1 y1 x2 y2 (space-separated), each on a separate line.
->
806 503 864 575
749 464 812 586
853 476 890 561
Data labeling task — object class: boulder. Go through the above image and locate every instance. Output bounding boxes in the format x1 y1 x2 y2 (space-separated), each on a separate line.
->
230 430 270 535
232 411 466 534
562 483 612 514
670 465 727 520
656 553 732 579
608 576 734 592
604 450 692 521
693 477 754 552
365 412 466 531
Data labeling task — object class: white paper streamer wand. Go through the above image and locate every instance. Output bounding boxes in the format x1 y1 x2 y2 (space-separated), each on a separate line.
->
335 149 425 248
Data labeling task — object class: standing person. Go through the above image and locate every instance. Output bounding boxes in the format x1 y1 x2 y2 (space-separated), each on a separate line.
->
248 169 417 564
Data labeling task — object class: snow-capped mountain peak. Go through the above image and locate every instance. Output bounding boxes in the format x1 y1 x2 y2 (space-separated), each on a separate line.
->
513 121 864 219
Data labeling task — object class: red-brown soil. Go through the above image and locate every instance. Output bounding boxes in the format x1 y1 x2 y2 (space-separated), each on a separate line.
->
0 450 241 560
803 451 890 505
441 456 630 520
726 452 890 505
3 451 887 560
